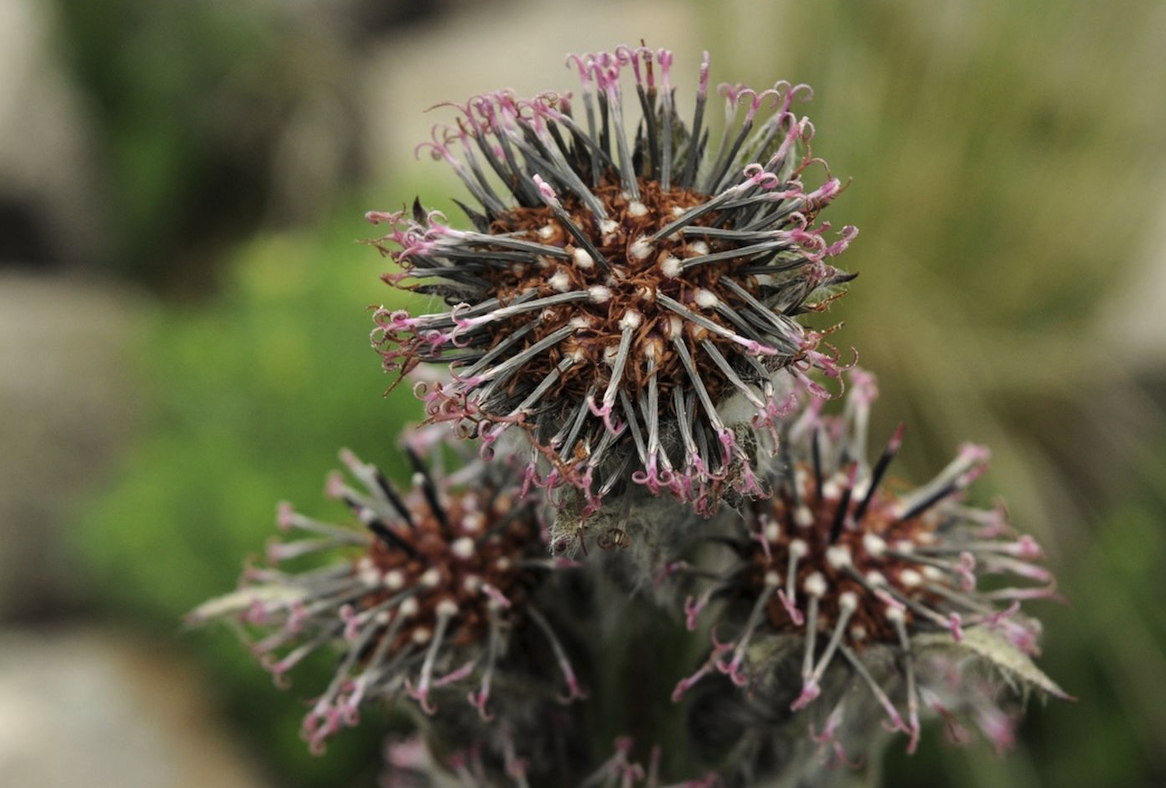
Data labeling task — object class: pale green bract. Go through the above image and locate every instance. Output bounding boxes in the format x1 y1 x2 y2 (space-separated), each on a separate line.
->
187 585 306 624
915 627 1072 701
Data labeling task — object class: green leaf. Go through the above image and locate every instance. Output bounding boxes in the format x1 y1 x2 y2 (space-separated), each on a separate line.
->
187 584 306 625
915 627 1074 701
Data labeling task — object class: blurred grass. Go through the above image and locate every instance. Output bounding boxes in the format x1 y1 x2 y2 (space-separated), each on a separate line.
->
69 0 1166 785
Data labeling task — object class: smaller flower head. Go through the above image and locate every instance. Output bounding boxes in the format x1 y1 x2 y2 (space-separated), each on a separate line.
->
368 46 856 518
190 439 583 753
675 369 1067 760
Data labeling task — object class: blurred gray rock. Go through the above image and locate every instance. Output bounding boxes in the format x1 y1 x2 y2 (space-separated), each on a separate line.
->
0 627 269 788
357 0 700 189
1102 194 1166 362
0 272 143 620
0 0 105 267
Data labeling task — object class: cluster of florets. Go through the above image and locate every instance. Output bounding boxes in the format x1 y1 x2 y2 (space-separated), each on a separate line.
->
190 439 582 755
674 369 1067 766
368 45 856 518
195 44 1067 788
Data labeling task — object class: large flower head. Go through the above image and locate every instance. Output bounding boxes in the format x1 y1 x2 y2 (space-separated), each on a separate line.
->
675 369 1067 766
190 435 583 754
368 46 856 517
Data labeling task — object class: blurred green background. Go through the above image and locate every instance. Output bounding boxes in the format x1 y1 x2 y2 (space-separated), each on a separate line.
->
2 0 1164 786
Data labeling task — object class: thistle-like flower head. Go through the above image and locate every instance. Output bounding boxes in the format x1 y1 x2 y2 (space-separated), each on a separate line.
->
368 46 857 517
189 439 582 753
676 369 1068 763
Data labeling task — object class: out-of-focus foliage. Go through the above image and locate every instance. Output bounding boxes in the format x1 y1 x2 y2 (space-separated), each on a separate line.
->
53 0 266 283
690 2 1166 786
696 0 1164 463
76 214 421 786
50 0 363 289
